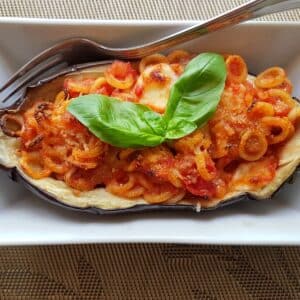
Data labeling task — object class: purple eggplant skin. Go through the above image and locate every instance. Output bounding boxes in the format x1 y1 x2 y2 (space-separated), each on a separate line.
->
1 163 299 215
0 165 248 215
0 62 299 215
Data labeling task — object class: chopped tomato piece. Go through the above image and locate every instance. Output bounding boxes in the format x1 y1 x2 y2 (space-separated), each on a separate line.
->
177 155 216 198
92 83 114 96
134 83 144 98
183 176 215 198
64 78 95 98
107 61 137 80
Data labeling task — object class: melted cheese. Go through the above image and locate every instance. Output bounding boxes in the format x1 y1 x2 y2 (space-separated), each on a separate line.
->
135 63 178 113
231 157 276 191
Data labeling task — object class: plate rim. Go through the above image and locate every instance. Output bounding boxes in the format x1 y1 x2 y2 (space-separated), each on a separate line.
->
1 18 300 245
0 16 300 26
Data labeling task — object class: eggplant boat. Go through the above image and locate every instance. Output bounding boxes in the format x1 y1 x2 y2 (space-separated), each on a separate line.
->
0 50 300 214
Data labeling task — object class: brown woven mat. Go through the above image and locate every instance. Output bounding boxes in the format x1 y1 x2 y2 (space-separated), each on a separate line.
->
0 244 300 299
0 0 299 20
1 0 300 299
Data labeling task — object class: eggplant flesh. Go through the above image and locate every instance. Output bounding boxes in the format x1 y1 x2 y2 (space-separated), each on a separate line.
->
0 62 300 214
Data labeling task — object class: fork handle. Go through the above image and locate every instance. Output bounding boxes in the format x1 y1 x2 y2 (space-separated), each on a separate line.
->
107 0 300 58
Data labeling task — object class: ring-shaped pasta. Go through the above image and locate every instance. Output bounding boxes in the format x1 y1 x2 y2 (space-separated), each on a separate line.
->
167 169 183 188
238 129 268 161
72 143 103 160
268 89 295 108
167 50 190 64
139 54 168 73
165 191 186 204
64 167 98 191
195 151 216 181
144 189 175 203
89 77 107 93
136 174 154 190
248 101 274 118
257 89 269 101
226 55 248 83
173 130 204 154
68 150 99 169
20 151 51 179
123 186 145 198
261 116 291 144
42 137 67 150
255 67 285 89
276 78 293 93
105 71 135 90
0 114 24 137
43 156 68 174
106 174 136 195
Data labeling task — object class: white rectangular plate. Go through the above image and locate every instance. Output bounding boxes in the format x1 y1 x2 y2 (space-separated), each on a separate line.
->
0 18 300 245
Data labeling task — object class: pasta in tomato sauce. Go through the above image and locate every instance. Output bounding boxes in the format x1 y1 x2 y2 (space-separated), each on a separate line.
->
10 52 299 204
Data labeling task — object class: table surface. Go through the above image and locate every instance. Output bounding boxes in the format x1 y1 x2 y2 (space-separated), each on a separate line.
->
1 0 300 299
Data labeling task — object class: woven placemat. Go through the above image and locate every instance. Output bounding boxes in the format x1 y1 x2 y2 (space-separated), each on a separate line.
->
1 244 300 299
1 0 300 299
0 0 300 20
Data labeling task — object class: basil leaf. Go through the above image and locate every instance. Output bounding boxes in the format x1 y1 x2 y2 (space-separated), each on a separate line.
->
165 119 197 140
67 53 227 148
68 94 166 148
164 53 226 139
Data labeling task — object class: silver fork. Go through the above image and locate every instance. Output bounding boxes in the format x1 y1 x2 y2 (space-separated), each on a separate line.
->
1 0 299 111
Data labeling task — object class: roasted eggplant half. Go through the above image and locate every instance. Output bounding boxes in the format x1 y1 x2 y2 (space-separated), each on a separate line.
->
0 53 300 215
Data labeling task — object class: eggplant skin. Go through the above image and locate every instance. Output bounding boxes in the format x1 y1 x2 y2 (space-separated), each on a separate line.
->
0 65 299 214
3 164 299 215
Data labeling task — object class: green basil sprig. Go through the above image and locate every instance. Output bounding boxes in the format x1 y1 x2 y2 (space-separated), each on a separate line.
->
68 94 166 148
67 53 226 148
164 53 226 139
